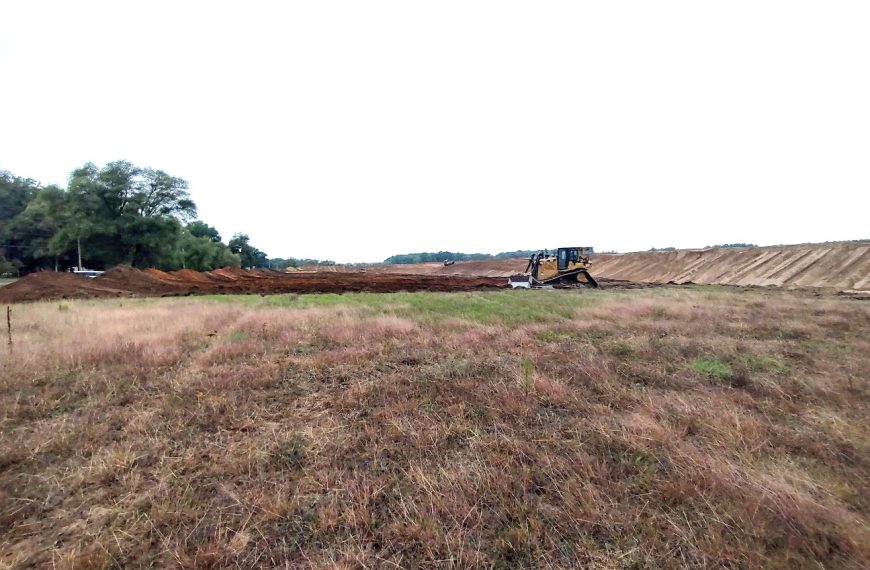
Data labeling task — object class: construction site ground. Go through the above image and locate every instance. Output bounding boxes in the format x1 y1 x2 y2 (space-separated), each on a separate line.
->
1 242 867 304
370 242 870 288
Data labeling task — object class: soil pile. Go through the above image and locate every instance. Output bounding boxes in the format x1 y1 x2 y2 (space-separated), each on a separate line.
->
298 265 359 272
591 242 870 289
0 268 507 303
98 266 184 295
209 268 243 281
143 268 176 281
0 272 124 303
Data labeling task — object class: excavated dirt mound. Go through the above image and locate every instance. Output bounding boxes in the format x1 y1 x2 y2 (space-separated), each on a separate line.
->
0 272 127 303
591 242 870 289
98 266 183 295
143 268 175 280
298 265 358 272
169 268 214 283
0 267 508 303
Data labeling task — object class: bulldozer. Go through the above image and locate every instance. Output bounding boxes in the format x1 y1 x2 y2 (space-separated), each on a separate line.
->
509 247 599 289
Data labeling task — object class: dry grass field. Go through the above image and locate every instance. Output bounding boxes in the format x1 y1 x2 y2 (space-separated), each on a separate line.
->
1 288 868 569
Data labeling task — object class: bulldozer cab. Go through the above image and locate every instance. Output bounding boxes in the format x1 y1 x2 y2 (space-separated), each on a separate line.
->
557 247 593 270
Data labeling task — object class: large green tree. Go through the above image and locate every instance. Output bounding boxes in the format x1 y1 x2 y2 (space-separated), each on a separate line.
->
0 172 41 274
1 163 259 274
52 161 197 268
175 223 240 271
187 221 222 243
228 233 268 268
8 185 70 271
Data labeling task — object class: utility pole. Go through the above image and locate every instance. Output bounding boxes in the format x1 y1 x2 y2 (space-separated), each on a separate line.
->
77 237 83 271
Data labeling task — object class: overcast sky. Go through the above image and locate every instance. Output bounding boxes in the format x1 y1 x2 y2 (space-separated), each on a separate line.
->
1 1 868 262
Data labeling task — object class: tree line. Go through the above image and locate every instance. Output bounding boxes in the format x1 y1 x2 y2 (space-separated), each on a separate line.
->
383 250 549 265
0 161 286 275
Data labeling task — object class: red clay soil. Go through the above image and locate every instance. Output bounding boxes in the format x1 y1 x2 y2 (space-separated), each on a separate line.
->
169 269 214 283
143 268 177 281
97 266 184 295
0 267 508 304
0 272 128 303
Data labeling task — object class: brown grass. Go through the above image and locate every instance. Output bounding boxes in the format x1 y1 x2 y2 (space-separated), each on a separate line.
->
1 288 868 569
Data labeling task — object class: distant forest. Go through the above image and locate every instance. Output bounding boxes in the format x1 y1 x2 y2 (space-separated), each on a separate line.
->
386 244 767 263
0 163 330 276
384 250 550 265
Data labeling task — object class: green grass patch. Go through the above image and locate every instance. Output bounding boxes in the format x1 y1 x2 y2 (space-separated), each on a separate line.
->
520 356 534 393
690 357 734 381
396 291 594 325
744 354 788 374
605 340 635 357
199 290 605 326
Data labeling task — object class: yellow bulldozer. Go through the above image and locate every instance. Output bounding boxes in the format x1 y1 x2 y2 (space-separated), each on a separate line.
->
509 247 599 289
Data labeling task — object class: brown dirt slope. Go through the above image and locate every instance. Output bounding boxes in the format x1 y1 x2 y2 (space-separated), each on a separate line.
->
0 272 128 303
372 243 869 289
592 242 870 289
298 265 357 272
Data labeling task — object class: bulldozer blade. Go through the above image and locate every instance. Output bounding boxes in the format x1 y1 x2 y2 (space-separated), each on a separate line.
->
508 275 533 289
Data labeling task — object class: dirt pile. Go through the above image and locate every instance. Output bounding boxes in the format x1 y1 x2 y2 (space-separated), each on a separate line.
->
0 266 507 303
169 268 213 283
298 265 359 272
0 272 125 303
98 266 184 295
591 242 870 289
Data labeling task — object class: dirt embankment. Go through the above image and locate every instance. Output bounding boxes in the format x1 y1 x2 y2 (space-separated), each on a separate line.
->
370 243 870 290
592 242 870 289
0 266 507 304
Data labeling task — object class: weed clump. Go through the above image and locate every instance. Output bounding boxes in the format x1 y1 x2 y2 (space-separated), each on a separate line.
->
274 434 306 470
691 357 733 381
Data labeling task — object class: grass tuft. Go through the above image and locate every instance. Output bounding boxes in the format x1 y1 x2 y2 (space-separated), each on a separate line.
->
690 356 734 381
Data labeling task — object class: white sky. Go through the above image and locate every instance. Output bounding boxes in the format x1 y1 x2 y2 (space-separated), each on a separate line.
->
1 1 868 262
